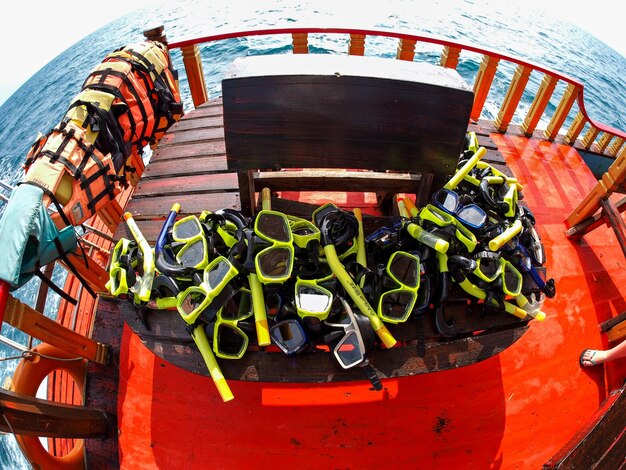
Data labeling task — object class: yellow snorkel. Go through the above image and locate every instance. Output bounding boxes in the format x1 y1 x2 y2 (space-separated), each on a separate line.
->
123 212 155 302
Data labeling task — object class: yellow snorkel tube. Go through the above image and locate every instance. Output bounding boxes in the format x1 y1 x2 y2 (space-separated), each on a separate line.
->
315 207 397 348
444 146 486 190
123 212 155 302
188 322 234 402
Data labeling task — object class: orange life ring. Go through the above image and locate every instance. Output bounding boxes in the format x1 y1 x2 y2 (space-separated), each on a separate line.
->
11 342 88 470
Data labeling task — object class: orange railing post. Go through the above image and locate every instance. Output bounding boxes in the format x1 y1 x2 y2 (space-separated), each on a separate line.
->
349 34 366 56
581 125 600 150
545 83 580 141
564 111 587 145
607 138 625 157
396 38 417 61
292 32 309 54
440 45 461 69
566 144 626 227
470 55 499 122
3 295 109 364
181 44 209 107
520 74 558 137
494 64 532 133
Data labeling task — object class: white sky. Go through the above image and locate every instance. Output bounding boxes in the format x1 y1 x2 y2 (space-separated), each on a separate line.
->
0 0 624 107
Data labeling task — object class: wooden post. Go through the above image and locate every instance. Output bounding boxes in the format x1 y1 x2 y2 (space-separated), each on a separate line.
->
349 34 366 56
564 111 587 145
396 38 417 61
520 74 558 137
581 125 600 150
566 145 626 227
596 132 614 154
181 44 209 107
292 33 308 54
0 387 108 438
600 197 626 258
545 83 580 141
440 46 461 69
607 137 625 157
3 296 109 364
470 55 500 122
143 25 168 44
494 64 532 133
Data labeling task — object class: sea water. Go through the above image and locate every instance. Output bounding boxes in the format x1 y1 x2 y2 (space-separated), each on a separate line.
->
0 0 624 467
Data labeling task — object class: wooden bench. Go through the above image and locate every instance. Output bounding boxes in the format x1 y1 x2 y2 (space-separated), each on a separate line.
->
222 54 474 215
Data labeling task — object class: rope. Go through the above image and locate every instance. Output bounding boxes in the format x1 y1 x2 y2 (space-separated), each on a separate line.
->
0 350 83 363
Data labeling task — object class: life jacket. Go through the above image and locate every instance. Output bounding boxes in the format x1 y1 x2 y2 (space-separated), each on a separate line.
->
105 41 183 143
81 58 156 150
23 120 121 227
64 88 131 177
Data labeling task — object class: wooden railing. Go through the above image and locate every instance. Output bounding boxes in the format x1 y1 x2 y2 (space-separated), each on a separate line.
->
156 26 626 242
163 27 625 154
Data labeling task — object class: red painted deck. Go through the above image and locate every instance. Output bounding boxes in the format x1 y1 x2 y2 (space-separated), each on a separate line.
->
111 112 626 468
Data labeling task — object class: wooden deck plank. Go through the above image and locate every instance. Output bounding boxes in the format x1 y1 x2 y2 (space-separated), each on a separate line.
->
150 140 227 161
124 192 240 221
132 172 239 199
142 154 228 179
158 127 225 147
169 115 223 132
179 99 223 120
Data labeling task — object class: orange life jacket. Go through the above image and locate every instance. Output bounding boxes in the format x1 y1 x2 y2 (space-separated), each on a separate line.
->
105 41 183 143
23 120 121 226
81 58 156 149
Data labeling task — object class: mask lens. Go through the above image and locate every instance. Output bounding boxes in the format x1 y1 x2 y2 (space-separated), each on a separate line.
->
297 285 332 314
271 320 307 354
221 289 253 321
503 263 522 295
388 253 419 288
216 324 247 357
173 217 202 240
257 247 292 279
257 213 290 242
381 291 415 321
206 259 232 290
335 331 363 368
478 258 500 280
179 289 207 316
176 238 206 268
457 205 487 228
436 189 459 213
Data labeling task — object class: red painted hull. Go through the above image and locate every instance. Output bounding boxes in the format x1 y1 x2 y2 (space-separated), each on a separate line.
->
115 133 626 468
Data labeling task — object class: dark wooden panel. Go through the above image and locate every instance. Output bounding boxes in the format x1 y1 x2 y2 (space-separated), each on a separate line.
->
119 303 527 382
133 172 239 198
543 385 626 469
256 170 425 193
125 192 240 221
223 54 473 176
143 154 228 179
84 297 123 468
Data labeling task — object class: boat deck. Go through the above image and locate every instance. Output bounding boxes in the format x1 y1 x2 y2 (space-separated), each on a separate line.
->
86 99 626 468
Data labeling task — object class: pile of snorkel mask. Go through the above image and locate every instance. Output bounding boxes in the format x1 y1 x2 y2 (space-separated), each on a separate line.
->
106 131 553 400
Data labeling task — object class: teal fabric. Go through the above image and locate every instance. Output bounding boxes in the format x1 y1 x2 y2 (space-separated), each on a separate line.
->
0 184 77 288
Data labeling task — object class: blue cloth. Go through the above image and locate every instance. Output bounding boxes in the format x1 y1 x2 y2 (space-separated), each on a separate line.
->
0 184 77 288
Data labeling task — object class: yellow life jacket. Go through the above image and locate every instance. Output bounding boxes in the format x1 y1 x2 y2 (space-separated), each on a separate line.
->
23 121 121 226
64 89 130 178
